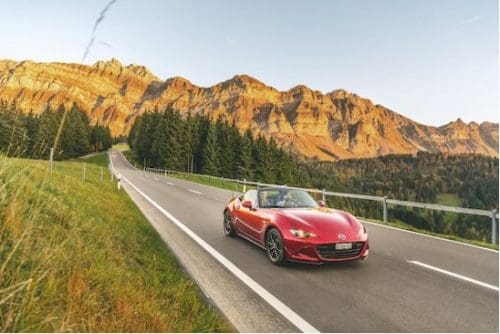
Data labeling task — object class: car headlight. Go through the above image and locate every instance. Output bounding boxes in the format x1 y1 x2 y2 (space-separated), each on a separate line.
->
290 229 317 238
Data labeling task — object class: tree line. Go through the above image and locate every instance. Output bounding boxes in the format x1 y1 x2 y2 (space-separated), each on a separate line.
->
0 101 112 160
127 108 299 185
298 153 498 242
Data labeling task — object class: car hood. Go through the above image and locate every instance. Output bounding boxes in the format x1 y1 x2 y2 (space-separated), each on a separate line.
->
277 207 364 241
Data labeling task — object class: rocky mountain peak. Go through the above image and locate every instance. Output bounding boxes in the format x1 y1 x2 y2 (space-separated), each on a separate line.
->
0 59 497 160
93 58 123 69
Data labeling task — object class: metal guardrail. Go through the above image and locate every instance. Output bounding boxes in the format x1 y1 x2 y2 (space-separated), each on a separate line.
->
145 167 498 245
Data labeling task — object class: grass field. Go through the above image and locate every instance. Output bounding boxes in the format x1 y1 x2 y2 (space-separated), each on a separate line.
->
0 153 231 332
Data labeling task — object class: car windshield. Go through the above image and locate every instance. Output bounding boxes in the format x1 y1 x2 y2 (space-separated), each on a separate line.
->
258 188 319 208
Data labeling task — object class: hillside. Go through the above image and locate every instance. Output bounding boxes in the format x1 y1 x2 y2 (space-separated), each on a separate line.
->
0 58 497 160
0 153 229 331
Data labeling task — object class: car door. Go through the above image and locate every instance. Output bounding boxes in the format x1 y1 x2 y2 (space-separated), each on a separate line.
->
236 190 267 243
236 190 258 240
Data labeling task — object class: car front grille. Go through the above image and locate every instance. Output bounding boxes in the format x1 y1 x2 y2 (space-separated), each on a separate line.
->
316 242 364 259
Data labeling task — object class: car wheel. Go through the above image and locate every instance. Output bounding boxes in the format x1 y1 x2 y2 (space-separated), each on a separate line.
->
223 210 236 237
265 228 286 265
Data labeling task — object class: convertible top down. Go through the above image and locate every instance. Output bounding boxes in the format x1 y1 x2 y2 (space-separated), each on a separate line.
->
223 187 369 265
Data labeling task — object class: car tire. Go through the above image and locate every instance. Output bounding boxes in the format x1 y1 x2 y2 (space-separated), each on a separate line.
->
223 210 236 237
265 228 287 265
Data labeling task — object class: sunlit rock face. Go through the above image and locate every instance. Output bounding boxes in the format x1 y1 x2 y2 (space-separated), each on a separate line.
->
0 59 497 160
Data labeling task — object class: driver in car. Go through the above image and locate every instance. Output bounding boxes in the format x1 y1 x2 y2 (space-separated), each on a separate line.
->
259 191 273 207
276 191 293 207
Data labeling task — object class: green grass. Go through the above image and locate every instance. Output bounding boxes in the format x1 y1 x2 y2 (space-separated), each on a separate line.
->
172 173 247 193
436 193 462 206
0 153 231 332
72 152 108 167
111 143 130 152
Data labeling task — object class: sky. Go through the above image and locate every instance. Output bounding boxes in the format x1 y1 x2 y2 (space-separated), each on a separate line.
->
0 0 498 125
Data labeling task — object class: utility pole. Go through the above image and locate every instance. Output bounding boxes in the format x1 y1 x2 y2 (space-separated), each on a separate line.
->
191 155 194 173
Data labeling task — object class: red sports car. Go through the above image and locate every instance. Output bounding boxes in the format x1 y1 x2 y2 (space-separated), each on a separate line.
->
223 187 369 265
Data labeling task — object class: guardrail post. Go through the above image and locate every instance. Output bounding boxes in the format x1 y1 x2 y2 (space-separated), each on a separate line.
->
383 196 388 224
491 210 497 244
322 189 326 202
243 179 247 193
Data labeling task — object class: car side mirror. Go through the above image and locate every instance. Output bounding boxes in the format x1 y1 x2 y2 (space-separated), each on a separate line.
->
242 200 253 210
318 200 326 208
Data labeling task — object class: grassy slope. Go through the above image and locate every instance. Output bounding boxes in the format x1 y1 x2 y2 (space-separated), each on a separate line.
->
0 153 230 332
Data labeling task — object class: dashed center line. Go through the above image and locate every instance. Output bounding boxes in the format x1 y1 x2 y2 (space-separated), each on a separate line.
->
408 260 499 292
166 182 174 186
188 189 203 195
154 177 159 181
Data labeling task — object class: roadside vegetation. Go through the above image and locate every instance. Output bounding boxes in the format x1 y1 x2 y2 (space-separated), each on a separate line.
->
0 153 230 332
0 101 112 160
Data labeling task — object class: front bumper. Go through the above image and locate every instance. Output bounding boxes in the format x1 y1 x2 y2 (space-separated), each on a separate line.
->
284 237 370 263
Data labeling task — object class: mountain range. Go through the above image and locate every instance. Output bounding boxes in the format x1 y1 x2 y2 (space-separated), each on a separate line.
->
0 58 497 160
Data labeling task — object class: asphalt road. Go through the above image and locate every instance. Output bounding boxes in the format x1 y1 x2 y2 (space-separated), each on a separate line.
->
110 151 499 332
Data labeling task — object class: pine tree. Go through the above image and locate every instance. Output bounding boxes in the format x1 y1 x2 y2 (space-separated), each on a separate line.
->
252 134 272 182
236 128 253 180
33 106 59 159
201 123 220 175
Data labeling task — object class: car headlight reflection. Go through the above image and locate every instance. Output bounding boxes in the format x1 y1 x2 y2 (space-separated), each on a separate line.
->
290 229 317 238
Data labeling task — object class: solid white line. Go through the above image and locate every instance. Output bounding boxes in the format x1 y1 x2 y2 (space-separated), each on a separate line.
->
188 189 203 195
109 159 318 332
361 220 498 254
166 182 175 186
408 260 499 292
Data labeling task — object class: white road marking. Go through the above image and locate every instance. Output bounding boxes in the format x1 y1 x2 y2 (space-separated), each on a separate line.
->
109 157 318 332
188 189 203 195
154 177 159 181
408 260 499 292
362 220 498 254
166 182 175 186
